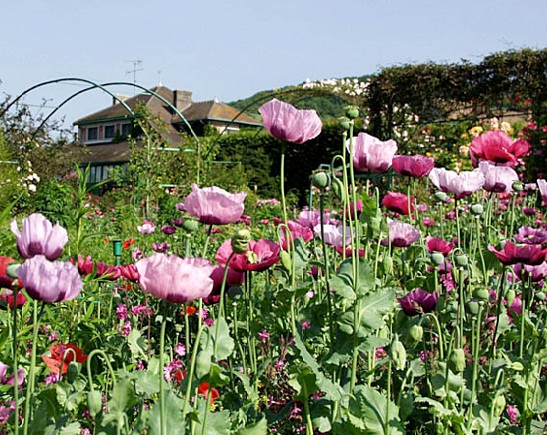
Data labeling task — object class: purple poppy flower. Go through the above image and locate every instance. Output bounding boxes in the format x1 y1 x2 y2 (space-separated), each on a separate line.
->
279 221 314 250
384 220 421 248
514 226 547 245
152 242 170 253
513 262 547 282
397 289 438 316
0 362 24 386
258 99 322 144
296 209 334 229
203 266 245 305
137 221 156 234
392 154 434 178
428 168 485 199
11 213 68 261
179 184 246 225
18 256 83 303
161 225 176 235
478 161 518 193
382 191 414 215
136 254 214 303
348 132 398 173
425 236 454 255
488 241 547 266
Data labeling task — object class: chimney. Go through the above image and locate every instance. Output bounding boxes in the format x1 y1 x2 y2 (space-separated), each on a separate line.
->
112 94 129 105
173 90 192 112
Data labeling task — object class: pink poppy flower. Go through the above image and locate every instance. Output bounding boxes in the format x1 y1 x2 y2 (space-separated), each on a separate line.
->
385 220 421 248
397 289 438 316
514 226 547 245
137 221 156 234
18 256 83 303
0 362 24 386
513 262 547 282
470 130 529 166
296 209 334 229
215 239 280 272
258 99 322 144
136 254 214 303
11 213 68 261
478 161 518 193
279 221 314 250
313 224 353 248
428 168 485 199
538 179 547 206
488 241 547 266
425 236 454 255
0 290 27 309
178 184 246 225
348 132 398 173
381 191 414 215
392 154 434 177
203 266 245 305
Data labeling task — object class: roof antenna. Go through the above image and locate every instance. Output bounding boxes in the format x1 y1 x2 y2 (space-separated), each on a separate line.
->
157 70 163 86
125 59 143 94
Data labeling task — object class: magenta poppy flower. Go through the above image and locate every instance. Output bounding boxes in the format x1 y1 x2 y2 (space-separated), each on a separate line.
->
136 254 214 303
348 133 398 173
514 226 547 245
11 213 68 261
18 256 83 303
178 184 246 225
478 161 518 193
385 220 421 248
538 179 547 206
161 225 176 235
397 289 438 316
258 98 322 144
381 191 414 215
392 154 434 178
216 239 281 272
74 255 121 280
152 242 170 253
279 221 314 250
425 236 454 255
0 290 27 309
203 266 245 305
488 241 547 266
428 168 485 199
470 130 529 166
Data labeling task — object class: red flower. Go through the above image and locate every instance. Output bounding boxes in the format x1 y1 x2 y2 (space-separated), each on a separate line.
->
392 154 434 178
0 290 27 309
382 191 414 215
425 236 454 255
0 256 19 290
42 344 88 374
488 241 547 266
197 382 220 404
122 238 135 250
470 130 529 166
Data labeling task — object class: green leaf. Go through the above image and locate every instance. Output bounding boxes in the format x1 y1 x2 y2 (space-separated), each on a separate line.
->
147 390 186 435
134 370 161 397
288 363 318 401
195 348 213 379
101 378 137 427
193 401 231 435
236 417 268 435
127 328 148 359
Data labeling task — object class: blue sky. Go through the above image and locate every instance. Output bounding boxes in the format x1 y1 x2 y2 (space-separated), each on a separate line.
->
1 0 546 131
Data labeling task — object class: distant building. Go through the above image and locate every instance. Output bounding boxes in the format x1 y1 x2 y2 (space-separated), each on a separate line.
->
73 85 261 184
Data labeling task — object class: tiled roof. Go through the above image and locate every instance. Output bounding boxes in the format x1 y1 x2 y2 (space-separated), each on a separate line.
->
175 100 261 126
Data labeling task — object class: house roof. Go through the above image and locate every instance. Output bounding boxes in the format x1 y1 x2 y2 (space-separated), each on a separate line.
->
73 86 261 127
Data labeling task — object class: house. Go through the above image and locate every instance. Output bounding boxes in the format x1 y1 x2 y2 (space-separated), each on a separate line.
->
73 85 262 184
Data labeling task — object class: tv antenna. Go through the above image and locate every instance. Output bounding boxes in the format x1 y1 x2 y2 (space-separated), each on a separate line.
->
125 59 143 93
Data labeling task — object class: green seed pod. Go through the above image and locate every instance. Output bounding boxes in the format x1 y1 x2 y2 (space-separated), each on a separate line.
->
67 362 79 384
470 204 484 216
449 348 466 373
473 287 490 302
389 337 407 371
505 289 516 307
182 219 199 232
87 390 103 417
409 325 423 343
231 229 252 254
339 117 351 130
492 394 506 417
280 250 292 272
311 171 331 189
454 254 468 268
430 253 445 266
345 106 360 120
512 181 524 191
467 301 480 316
434 192 448 202
536 291 546 301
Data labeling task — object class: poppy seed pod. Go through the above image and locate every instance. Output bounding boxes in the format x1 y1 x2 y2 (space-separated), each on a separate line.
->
389 337 407 370
470 204 484 216
449 348 466 373
345 106 360 120
182 219 199 232
434 192 448 202
231 229 252 254
87 390 103 417
409 324 423 343
430 253 445 266
505 289 516 307
311 171 330 189
473 287 490 302
339 117 351 130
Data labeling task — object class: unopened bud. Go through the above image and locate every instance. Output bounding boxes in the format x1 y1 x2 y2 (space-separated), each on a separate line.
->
512 181 524 191
345 106 360 120
409 325 423 343
87 390 103 417
449 348 466 373
182 219 199 232
231 229 251 254
454 254 468 268
434 192 448 202
67 362 79 383
339 117 351 130
311 171 330 189
389 337 407 370
430 253 445 266
505 289 516 307
473 287 490 302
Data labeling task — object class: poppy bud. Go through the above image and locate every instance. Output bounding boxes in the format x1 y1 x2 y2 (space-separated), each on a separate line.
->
409 325 423 343
449 348 466 373
512 181 524 191
339 117 351 130
67 361 79 383
505 289 516 307
280 250 291 272
6 264 20 280
382 255 393 275
87 390 103 417
231 229 251 254
434 192 447 202
473 287 490 301
369 216 382 235
345 106 360 120
182 219 199 232
454 254 468 268
470 204 484 216
536 291 546 301
331 177 346 200
389 337 407 370
492 394 506 417
311 171 330 189
430 253 445 266
467 301 479 315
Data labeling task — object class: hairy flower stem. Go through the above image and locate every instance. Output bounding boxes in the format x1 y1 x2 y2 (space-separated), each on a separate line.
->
467 304 483 431
182 324 205 418
12 286 19 435
280 144 289 227
490 267 507 366
159 319 167 435
319 193 334 344
22 301 44 435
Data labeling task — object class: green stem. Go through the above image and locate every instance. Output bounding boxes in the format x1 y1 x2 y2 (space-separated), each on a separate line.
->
159 319 166 435
182 324 205 418
12 286 19 435
467 304 483 431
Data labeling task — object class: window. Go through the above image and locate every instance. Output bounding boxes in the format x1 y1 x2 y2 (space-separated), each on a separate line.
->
104 125 115 139
121 123 132 137
86 127 98 142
